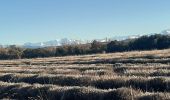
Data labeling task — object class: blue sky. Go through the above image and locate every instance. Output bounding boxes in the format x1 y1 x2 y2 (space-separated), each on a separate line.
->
0 0 170 45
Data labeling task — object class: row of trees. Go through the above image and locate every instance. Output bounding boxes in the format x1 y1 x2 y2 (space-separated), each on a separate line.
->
106 34 170 52
1 34 170 59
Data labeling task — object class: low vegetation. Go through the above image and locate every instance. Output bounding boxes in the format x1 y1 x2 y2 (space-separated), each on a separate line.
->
0 49 169 99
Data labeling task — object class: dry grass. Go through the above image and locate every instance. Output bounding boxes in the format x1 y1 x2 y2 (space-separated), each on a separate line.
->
0 49 170 99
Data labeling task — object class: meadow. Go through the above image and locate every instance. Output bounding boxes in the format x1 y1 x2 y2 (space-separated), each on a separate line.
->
0 49 170 100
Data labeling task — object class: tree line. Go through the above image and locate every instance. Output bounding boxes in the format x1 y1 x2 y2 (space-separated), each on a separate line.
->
0 34 170 60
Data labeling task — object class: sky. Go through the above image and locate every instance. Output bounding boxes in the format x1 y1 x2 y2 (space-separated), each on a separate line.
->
0 0 170 45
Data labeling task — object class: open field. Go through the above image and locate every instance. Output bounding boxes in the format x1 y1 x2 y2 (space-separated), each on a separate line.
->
0 49 170 100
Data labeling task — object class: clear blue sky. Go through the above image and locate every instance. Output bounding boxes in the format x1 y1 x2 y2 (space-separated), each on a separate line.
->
0 0 170 45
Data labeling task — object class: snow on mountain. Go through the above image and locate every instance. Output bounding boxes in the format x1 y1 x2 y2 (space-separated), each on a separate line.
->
23 36 142 48
23 38 84 48
160 29 170 35
109 35 141 41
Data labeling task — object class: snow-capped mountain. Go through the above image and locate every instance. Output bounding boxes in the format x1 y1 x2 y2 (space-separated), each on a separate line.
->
23 38 84 48
109 35 142 41
23 36 142 48
160 29 170 35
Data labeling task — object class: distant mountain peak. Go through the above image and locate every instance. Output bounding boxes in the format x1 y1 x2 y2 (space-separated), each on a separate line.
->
161 29 170 34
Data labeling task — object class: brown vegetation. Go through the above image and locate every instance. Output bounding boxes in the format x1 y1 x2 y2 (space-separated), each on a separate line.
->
0 49 170 99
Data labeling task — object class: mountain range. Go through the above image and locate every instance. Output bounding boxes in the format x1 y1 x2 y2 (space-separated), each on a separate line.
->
2 29 170 48
23 38 84 48
22 29 170 48
22 35 141 48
